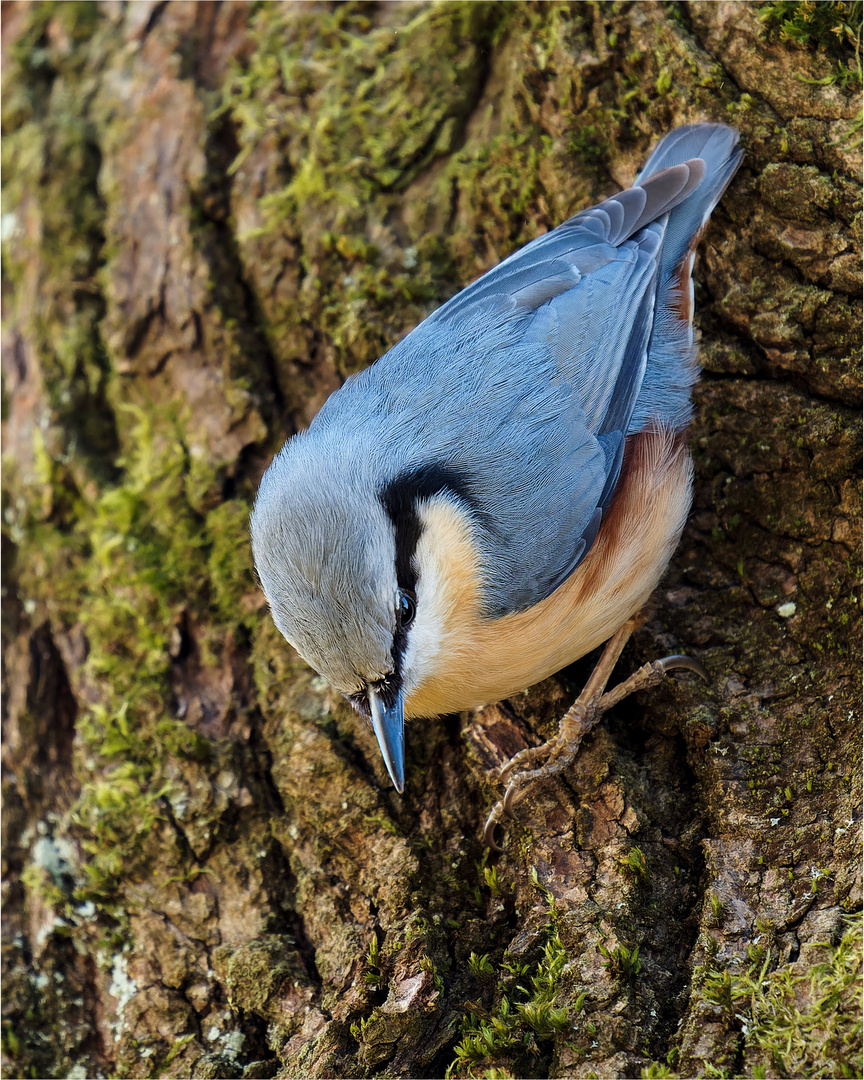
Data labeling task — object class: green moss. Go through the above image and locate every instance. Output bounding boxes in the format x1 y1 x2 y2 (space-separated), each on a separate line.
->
0 3 231 907
484 864 505 898
1 2 118 484
640 1063 676 1079
691 918 863 1078
468 952 496 981
212 935 307 1031
218 2 522 379
655 66 674 96
598 941 642 979
10 398 257 900
743 917 863 1078
621 845 650 884
20 862 67 910
205 499 257 626
758 0 863 87
363 933 386 989
447 917 573 1078
224 3 512 211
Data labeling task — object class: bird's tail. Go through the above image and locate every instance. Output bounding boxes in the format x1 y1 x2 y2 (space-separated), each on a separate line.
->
637 123 743 294
629 122 744 433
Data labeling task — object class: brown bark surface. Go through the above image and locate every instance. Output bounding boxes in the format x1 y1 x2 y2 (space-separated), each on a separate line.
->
2 3 861 1079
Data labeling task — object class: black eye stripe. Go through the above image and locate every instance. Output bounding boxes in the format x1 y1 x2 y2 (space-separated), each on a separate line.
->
379 463 479 593
379 464 479 669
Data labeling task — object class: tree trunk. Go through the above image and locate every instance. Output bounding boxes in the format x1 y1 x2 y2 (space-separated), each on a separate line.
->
2 3 860 1078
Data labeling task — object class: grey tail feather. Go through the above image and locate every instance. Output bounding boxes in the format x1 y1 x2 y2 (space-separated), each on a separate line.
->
636 122 741 181
627 123 744 434
636 122 744 283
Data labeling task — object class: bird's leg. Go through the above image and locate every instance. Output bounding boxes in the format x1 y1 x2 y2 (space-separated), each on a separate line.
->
498 617 640 786
483 618 708 850
483 617 638 849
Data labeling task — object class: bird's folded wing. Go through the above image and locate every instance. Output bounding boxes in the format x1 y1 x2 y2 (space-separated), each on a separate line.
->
322 162 709 617
348 238 660 616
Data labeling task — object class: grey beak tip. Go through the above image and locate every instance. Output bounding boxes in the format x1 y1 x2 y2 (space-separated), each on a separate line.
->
368 685 405 794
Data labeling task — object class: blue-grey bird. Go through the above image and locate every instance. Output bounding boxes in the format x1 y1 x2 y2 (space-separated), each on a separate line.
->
251 123 743 813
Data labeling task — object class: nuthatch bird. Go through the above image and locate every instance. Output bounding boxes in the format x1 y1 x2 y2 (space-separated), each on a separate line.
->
251 123 743 847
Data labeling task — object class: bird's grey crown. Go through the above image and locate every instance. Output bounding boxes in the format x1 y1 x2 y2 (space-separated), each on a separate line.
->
251 445 399 694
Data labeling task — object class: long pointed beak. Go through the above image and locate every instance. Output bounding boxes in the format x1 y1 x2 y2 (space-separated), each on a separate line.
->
368 684 405 793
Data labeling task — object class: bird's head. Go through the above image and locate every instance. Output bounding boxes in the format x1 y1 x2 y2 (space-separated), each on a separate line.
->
250 435 474 792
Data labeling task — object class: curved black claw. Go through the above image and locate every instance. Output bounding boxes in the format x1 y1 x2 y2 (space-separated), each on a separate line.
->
501 782 526 818
483 812 504 853
657 654 710 684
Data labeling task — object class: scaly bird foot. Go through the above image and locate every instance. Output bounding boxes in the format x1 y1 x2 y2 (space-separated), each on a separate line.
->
483 648 709 851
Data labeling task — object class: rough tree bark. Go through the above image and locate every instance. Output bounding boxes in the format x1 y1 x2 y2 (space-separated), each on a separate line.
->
2 3 861 1079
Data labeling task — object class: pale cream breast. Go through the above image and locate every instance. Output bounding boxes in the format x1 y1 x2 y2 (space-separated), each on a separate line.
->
403 427 693 718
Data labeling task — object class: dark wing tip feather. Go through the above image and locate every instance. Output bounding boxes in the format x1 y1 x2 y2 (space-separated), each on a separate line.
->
599 159 706 245
632 160 705 229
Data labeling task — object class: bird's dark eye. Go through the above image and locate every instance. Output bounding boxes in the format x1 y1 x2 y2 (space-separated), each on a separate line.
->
397 589 416 629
